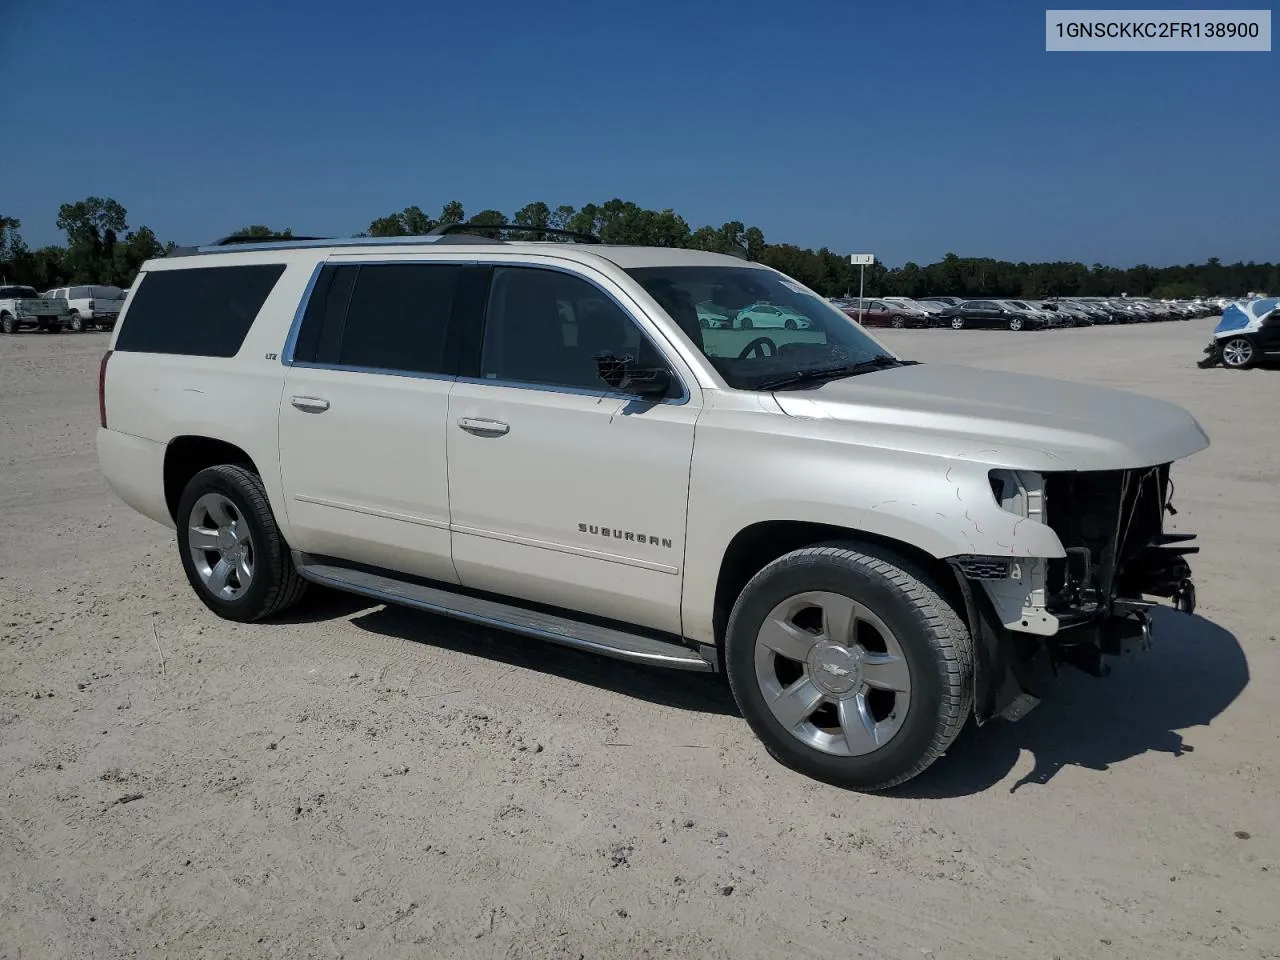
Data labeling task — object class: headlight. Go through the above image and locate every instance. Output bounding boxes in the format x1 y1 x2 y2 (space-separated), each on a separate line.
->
989 469 1042 518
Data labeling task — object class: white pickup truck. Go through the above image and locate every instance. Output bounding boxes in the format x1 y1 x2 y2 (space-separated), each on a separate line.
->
43 284 127 331
0 285 71 334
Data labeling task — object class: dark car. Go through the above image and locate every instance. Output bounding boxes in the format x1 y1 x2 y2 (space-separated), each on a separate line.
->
939 299 1044 331
842 298 935 328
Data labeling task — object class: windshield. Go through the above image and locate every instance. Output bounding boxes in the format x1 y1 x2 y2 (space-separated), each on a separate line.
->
626 265 898 391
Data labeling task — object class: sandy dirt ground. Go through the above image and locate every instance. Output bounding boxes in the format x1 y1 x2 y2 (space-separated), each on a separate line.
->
1 320 1277 960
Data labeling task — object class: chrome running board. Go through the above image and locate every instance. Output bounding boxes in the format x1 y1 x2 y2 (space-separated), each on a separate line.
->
293 553 715 672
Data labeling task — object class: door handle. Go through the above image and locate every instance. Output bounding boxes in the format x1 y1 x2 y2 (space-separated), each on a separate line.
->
291 396 330 413
457 417 509 437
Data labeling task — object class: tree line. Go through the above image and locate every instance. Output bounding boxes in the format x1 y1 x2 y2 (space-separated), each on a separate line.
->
3 196 1275 299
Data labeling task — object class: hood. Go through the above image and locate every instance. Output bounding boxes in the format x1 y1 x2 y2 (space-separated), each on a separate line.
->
771 362 1209 472
1215 297 1278 338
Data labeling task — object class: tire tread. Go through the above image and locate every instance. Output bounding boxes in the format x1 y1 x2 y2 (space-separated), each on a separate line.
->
189 464 307 620
725 542 973 791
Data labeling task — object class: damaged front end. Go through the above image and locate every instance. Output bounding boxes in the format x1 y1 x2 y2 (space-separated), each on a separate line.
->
950 464 1198 724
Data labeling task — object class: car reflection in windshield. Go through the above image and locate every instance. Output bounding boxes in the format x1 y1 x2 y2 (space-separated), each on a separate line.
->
627 265 909 391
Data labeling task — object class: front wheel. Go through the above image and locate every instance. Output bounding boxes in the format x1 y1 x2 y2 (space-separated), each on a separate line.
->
1007 316 1024 331
0 314 15 334
1220 336 1255 369
176 464 308 622
949 316 964 330
724 543 973 792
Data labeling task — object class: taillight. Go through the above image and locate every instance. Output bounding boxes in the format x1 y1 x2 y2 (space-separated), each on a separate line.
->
98 349 112 428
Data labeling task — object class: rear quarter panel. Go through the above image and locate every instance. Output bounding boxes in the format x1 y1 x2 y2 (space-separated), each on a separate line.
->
102 254 320 538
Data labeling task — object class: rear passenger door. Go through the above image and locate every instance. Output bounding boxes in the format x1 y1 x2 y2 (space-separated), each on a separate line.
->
277 259 472 583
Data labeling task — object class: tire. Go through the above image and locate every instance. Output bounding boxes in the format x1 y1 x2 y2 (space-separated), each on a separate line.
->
68 313 84 333
784 318 797 330
1008 316 1024 331
739 316 753 330
891 317 904 329
724 543 973 792
0 314 14 334
175 464 308 622
1220 336 1255 369
949 316 964 330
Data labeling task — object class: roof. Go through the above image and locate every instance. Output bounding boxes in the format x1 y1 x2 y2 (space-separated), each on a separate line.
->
160 234 760 271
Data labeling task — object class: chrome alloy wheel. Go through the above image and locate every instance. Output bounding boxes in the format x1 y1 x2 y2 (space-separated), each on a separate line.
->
1221 337 1254 368
187 492 255 600
753 591 912 756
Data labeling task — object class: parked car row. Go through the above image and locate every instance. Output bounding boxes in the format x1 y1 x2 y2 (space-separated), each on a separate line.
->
0 284 127 333
823 295 1222 331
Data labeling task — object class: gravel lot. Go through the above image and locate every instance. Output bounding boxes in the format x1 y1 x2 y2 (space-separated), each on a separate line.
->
2 320 1277 960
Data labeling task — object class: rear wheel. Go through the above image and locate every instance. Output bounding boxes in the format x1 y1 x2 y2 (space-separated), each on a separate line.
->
68 313 84 333
176 464 308 622
724 543 973 791
1007 316 1024 331
949 316 964 330
739 316 753 330
891 316 905 329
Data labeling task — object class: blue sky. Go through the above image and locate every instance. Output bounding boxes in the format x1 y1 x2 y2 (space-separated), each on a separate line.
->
3 0 1276 266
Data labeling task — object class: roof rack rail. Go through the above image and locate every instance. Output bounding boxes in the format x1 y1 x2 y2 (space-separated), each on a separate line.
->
209 233 331 246
426 222 601 244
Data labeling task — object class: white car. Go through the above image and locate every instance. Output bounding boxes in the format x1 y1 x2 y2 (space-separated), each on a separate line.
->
96 225 1208 791
733 301 810 329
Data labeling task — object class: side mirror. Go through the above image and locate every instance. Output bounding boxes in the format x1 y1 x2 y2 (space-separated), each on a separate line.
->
594 353 672 399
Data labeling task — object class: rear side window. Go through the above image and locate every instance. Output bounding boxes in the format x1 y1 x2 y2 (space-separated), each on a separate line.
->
292 262 464 376
114 264 285 357
337 264 461 375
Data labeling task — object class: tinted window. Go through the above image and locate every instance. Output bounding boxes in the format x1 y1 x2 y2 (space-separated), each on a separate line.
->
480 266 666 392
114 264 285 357
335 263 460 375
70 286 90 299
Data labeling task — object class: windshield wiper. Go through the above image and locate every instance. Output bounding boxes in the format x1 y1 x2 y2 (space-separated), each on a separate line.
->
755 356 914 391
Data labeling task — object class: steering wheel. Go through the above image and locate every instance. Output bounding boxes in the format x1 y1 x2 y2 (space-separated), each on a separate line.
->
738 336 777 360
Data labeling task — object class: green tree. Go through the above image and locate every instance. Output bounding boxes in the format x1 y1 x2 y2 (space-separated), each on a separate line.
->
228 224 294 239
56 197 128 282
438 201 465 226
1 215 29 280
465 209 508 239
513 201 551 239
367 205 436 237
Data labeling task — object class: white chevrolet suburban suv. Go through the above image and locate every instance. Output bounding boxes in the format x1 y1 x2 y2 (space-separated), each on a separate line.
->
97 226 1209 791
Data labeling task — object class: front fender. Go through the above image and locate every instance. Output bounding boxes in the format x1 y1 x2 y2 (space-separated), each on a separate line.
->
680 415 1064 646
